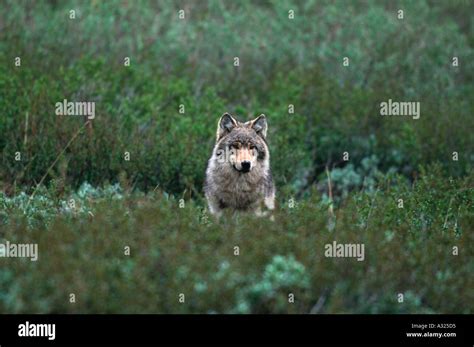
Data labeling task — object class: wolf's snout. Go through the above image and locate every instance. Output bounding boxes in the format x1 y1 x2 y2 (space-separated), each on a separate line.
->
240 161 251 173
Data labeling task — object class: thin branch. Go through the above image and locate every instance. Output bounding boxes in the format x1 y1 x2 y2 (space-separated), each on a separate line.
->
365 188 379 230
325 166 334 218
23 111 29 146
26 121 90 208
443 197 454 229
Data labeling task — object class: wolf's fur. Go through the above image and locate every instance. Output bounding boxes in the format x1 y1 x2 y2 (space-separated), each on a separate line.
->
204 113 275 217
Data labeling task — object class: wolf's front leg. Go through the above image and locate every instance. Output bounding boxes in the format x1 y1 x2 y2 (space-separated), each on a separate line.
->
264 194 275 211
206 194 223 218
263 193 275 221
254 194 275 219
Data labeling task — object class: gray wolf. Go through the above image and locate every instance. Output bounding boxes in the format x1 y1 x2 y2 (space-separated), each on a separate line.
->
204 113 275 217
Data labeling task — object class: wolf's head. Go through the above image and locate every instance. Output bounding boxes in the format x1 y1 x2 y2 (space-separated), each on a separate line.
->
214 113 269 174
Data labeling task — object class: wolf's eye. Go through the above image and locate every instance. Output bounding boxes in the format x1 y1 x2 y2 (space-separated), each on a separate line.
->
249 145 255 150
232 142 241 149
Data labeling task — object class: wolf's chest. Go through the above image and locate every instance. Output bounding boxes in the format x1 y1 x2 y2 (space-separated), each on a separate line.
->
218 176 264 209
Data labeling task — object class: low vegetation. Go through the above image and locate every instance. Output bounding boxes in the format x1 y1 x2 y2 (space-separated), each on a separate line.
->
0 1 473 313
1 168 472 313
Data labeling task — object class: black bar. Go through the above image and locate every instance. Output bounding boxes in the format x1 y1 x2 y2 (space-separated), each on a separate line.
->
0 314 472 345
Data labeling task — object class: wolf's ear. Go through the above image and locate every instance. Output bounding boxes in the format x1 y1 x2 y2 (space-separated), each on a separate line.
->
251 114 267 138
217 113 237 140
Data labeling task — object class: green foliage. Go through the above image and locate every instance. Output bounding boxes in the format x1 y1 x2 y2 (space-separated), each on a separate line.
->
0 0 473 314
234 254 310 313
0 171 472 313
0 182 125 228
0 1 473 195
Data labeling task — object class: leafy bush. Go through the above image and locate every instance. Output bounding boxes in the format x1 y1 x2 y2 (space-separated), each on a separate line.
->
0 1 473 196
0 170 472 313
0 0 473 314
234 254 310 313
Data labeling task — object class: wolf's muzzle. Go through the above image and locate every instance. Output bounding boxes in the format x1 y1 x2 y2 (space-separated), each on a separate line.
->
240 161 251 173
233 161 251 173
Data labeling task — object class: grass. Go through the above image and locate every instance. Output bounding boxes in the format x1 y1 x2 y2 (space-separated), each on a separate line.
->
0 0 473 314
1 168 472 314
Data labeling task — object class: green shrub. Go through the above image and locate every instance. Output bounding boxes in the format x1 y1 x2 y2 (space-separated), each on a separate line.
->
0 1 473 195
0 170 472 313
0 0 473 314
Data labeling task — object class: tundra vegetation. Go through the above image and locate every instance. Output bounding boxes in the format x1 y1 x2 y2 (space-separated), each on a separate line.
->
0 0 473 313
